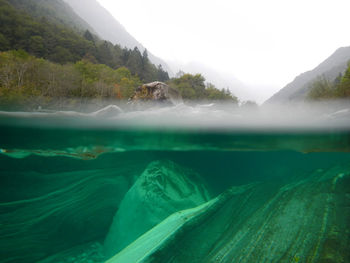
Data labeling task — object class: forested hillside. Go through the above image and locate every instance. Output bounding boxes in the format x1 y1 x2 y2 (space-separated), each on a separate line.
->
0 50 141 110
265 46 350 104
307 62 350 100
0 50 238 110
0 0 168 82
64 0 172 74
0 0 238 110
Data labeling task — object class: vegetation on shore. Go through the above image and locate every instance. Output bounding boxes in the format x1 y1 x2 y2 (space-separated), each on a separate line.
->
169 73 238 102
0 50 238 110
0 50 141 110
307 63 350 100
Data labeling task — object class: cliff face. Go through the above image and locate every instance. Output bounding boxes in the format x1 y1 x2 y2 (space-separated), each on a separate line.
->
265 46 350 104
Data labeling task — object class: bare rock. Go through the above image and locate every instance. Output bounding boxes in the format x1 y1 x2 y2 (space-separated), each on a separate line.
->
128 82 182 107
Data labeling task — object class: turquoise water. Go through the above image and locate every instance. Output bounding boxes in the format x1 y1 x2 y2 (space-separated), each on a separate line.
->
0 109 350 263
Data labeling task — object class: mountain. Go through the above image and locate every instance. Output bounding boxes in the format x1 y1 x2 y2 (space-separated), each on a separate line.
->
265 46 350 104
0 0 170 79
0 0 95 63
63 0 172 75
9 0 95 33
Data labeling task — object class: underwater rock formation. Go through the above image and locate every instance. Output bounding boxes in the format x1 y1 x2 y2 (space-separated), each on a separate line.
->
0 168 133 263
107 165 350 263
103 160 211 257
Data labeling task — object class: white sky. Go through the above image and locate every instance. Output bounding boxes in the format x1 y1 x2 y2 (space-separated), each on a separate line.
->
97 0 349 100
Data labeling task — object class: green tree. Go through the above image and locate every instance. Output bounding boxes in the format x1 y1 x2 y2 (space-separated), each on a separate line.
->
126 47 143 77
28 35 45 56
307 76 335 100
142 49 149 68
49 46 74 64
168 73 238 102
0 32 10 50
206 83 238 102
336 63 350 97
83 30 95 43
171 73 206 99
96 41 114 67
157 64 169 82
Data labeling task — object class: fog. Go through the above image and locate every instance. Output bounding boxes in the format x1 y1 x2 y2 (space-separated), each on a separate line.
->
97 0 350 102
1 100 350 132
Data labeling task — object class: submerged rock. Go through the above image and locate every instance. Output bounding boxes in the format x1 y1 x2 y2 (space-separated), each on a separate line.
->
0 168 133 263
103 160 211 257
107 165 350 263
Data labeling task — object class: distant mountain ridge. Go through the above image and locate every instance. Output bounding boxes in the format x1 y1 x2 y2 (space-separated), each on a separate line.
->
265 46 350 104
63 0 172 75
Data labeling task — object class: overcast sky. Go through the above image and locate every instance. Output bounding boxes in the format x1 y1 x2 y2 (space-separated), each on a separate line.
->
97 0 349 100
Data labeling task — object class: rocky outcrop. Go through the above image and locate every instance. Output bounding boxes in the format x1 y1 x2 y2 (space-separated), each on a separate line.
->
103 160 211 257
107 165 350 263
128 81 182 106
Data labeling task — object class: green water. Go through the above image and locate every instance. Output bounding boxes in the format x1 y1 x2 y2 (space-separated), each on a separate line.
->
0 119 349 263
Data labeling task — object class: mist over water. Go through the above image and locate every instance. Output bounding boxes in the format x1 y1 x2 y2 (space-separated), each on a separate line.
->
0 100 349 159
1 99 350 130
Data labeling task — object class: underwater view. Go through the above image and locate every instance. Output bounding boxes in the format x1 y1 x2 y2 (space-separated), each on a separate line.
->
0 104 349 263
